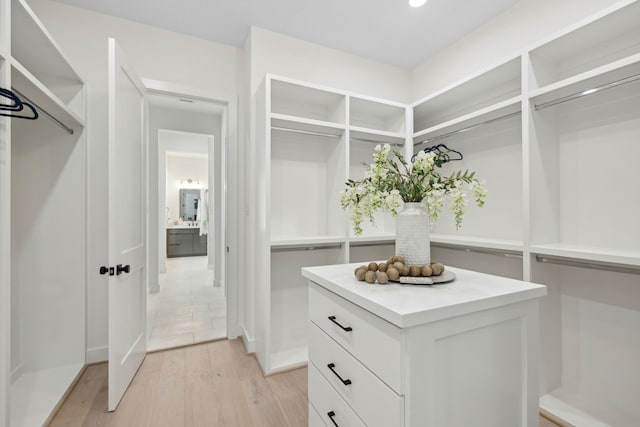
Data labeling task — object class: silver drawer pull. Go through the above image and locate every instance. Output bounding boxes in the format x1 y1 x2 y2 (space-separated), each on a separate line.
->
327 363 352 386
327 411 339 426
328 315 352 332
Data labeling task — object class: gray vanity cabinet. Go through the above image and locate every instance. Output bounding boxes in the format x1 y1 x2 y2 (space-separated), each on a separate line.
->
167 228 207 257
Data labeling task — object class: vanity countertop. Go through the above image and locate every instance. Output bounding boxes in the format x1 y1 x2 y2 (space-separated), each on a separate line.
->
167 224 199 229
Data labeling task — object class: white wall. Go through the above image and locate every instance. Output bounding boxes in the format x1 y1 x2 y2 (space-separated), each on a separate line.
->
249 26 412 102
27 0 239 362
411 0 622 99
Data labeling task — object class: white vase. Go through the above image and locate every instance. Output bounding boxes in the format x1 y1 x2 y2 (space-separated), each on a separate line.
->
395 202 431 266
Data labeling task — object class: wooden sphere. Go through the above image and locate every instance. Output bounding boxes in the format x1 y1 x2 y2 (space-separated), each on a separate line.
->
364 270 376 284
421 265 433 277
387 267 400 280
376 271 389 284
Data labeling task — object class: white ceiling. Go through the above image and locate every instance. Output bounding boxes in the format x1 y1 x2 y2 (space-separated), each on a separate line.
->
52 0 519 69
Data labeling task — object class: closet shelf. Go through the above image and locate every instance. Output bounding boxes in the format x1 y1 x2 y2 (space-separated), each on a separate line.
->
412 56 521 131
11 0 83 103
413 96 521 144
271 236 345 251
350 126 405 145
540 391 633 427
430 234 524 254
271 113 345 137
530 243 640 268
529 53 640 109
11 60 85 130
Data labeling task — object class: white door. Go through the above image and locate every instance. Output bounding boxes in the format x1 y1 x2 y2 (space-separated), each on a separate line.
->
107 38 147 411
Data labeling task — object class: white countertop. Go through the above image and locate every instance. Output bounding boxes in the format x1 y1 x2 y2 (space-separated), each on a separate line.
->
166 225 200 229
302 263 547 328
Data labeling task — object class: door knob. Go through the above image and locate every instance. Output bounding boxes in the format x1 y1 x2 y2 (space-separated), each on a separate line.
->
116 264 130 275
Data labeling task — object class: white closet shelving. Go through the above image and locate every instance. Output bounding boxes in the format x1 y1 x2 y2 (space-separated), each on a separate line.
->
408 1 640 425
1 1 87 426
255 75 409 374
412 55 525 279
526 1 640 426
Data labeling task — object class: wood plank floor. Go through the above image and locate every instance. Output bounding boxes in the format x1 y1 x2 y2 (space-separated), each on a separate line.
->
50 338 560 427
49 339 307 427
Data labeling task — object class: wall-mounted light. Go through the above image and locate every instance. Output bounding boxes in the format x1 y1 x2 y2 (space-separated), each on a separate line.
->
177 178 205 189
409 0 427 7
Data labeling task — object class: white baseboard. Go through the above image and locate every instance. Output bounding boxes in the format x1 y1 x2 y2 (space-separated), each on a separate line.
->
240 325 255 354
148 281 160 293
10 363 23 384
87 346 108 363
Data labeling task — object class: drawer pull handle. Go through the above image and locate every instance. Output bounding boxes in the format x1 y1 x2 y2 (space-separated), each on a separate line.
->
327 411 339 426
328 315 352 332
327 363 352 386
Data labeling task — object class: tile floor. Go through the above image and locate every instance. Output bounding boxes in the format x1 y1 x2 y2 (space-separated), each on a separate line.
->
147 256 226 351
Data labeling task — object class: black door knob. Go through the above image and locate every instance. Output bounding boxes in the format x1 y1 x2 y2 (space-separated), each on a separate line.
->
116 264 130 275
99 266 109 275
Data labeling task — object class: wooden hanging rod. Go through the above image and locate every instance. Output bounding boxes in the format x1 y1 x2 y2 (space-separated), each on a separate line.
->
535 255 640 275
414 111 520 147
534 72 640 111
11 87 74 135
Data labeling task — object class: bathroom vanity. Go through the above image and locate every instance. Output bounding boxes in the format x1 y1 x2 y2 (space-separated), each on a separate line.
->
303 263 547 427
166 227 207 257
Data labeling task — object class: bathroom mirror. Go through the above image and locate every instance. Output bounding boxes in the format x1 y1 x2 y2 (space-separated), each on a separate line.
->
179 189 200 221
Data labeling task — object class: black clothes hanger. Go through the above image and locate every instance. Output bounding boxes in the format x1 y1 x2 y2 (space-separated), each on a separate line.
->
0 88 23 111
412 143 463 163
0 87 39 120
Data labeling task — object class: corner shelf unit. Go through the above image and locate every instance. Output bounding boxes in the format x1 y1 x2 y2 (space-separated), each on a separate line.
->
255 75 410 374
409 1 640 425
1 1 87 426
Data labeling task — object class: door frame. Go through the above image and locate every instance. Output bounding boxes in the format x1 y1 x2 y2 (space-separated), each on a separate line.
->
143 79 238 340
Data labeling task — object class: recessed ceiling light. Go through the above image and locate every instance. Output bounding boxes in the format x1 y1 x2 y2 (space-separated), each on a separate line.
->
409 0 427 7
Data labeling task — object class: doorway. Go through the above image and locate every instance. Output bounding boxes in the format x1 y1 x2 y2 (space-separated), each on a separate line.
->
146 94 227 351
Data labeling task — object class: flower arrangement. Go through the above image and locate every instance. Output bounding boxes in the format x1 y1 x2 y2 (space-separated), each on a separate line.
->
340 144 487 235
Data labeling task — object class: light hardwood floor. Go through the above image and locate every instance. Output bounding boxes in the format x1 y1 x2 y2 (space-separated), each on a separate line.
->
50 338 560 427
49 339 307 427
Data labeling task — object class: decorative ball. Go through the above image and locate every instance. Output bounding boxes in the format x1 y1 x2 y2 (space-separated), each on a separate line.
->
421 265 433 277
364 270 376 284
376 271 389 284
368 262 378 271
355 268 367 281
387 267 400 280
378 262 388 272
409 265 421 277
431 262 445 276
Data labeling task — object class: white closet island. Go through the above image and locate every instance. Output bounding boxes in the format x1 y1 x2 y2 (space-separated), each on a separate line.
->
0 1 87 426
304 263 546 427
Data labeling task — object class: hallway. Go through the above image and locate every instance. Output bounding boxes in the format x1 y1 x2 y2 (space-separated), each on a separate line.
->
147 256 227 351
